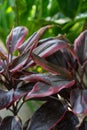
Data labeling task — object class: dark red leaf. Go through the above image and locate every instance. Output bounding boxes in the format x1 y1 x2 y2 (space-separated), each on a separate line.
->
33 37 78 70
6 26 28 53
33 38 68 58
38 37 54 45
20 73 51 84
18 32 37 53
10 26 53 72
0 116 22 130
54 111 79 130
32 53 73 79
26 75 75 100
28 100 68 130
46 50 68 69
18 26 54 69
10 51 30 73
28 38 68 68
74 30 87 64
47 48 78 72
14 82 35 100
19 25 53 53
70 88 87 114
0 89 14 109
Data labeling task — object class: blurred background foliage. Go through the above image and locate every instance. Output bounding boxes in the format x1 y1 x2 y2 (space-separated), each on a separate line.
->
0 0 87 44
0 0 87 113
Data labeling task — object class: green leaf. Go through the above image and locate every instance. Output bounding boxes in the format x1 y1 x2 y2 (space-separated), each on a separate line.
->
57 0 82 19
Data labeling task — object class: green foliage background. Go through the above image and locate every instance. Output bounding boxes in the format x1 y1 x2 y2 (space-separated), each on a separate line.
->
0 0 87 44
0 0 87 113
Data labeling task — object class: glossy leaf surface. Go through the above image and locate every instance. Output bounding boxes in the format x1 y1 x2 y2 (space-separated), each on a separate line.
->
26 75 75 100
70 89 87 114
28 100 68 130
6 26 28 53
32 53 73 79
0 89 13 109
14 82 35 100
34 38 68 58
19 25 53 53
10 51 30 73
54 111 79 130
74 30 87 64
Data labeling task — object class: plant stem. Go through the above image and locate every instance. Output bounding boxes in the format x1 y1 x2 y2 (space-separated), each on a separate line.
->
16 101 24 114
12 103 18 116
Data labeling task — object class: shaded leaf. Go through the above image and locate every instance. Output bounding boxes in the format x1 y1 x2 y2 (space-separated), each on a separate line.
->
28 100 68 130
46 47 78 71
14 82 35 100
54 111 79 130
46 50 68 69
20 73 51 84
0 116 2 125
0 89 13 109
70 88 87 114
26 75 75 100
32 53 73 79
0 116 22 130
30 38 78 72
74 30 87 64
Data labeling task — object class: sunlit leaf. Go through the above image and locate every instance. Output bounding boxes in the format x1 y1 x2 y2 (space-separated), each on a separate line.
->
6 26 28 53
74 30 87 64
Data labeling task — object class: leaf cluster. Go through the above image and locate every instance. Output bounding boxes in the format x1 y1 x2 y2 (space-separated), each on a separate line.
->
0 25 87 129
